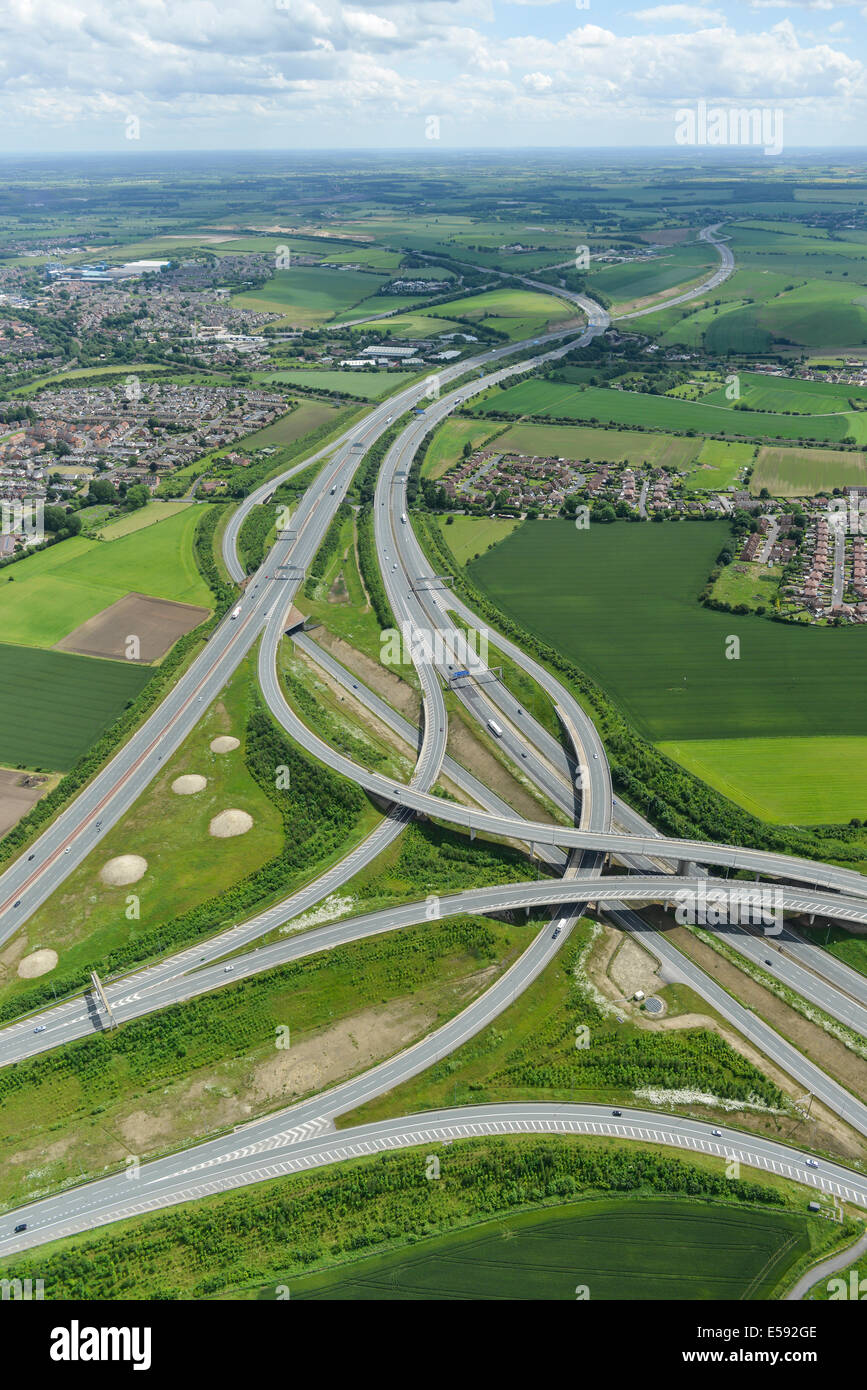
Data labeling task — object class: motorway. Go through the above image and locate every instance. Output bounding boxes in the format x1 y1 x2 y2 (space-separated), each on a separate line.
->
5 223 867 1257
3 1104 866 1258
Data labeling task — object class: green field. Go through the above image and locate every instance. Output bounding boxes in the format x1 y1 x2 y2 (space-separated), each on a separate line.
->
94 499 196 540
227 400 339 451
0 644 150 770
232 265 387 325
424 287 579 340
657 737 867 825
684 438 756 491
274 1198 814 1301
421 418 504 479
492 421 701 470
0 505 213 649
259 369 414 399
469 521 867 819
751 445 867 496
589 239 714 307
474 379 863 444
438 516 520 566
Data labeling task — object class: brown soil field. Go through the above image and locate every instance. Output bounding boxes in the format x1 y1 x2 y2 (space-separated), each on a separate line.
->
55 592 210 663
0 767 54 838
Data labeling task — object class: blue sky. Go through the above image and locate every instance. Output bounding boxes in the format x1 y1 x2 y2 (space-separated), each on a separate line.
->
1 0 866 151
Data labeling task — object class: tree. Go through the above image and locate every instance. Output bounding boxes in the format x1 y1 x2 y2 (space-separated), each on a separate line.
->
88 477 117 505
125 484 150 510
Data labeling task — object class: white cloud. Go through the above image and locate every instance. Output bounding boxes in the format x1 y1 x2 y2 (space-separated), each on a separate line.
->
0 0 864 147
342 8 399 38
632 5 724 24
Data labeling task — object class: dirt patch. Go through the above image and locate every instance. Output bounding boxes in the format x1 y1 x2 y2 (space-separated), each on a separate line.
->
608 934 661 999
55 592 210 663
99 854 148 886
309 629 420 723
118 968 497 1151
327 567 351 605
17 948 58 978
0 766 55 838
210 735 240 753
0 934 29 981
172 774 207 795
209 808 253 837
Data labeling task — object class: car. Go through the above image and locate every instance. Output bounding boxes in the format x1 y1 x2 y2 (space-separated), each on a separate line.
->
33 1025 46 1034
64 846 71 853
806 1159 819 1169
712 1129 722 1137
13 1223 26 1233
13 900 20 909
521 751 527 758
765 958 773 966
593 753 598 759
552 926 561 939
223 964 234 973
27 854 34 861
612 1110 622 1117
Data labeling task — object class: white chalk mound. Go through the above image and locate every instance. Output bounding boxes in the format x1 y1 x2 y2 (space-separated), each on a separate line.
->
172 774 207 795
18 948 58 979
209 809 253 838
100 854 148 886
210 736 240 753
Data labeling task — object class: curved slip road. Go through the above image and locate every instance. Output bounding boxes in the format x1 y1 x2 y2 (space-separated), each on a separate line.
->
2 1102 865 1258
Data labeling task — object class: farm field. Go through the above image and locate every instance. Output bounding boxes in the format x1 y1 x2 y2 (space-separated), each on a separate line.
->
259 369 414 399
436 516 520 566
0 505 213 650
422 418 506 479
589 241 714 309
232 266 388 325
94 499 196 540
491 421 701 470
473 378 860 443
230 400 340 451
751 445 867 497
702 371 867 415
0 644 150 771
655 737 867 825
272 1199 814 1301
423 287 580 340
351 310 464 338
683 439 756 491
468 521 867 818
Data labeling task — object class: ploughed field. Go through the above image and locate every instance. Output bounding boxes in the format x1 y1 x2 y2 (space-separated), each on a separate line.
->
264 1198 816 1301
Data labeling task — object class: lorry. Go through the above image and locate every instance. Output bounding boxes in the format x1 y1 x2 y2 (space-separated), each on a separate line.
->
231 605 242 620
487 719 503 738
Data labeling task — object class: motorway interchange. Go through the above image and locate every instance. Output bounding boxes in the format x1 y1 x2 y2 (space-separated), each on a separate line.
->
3 227 867 1260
